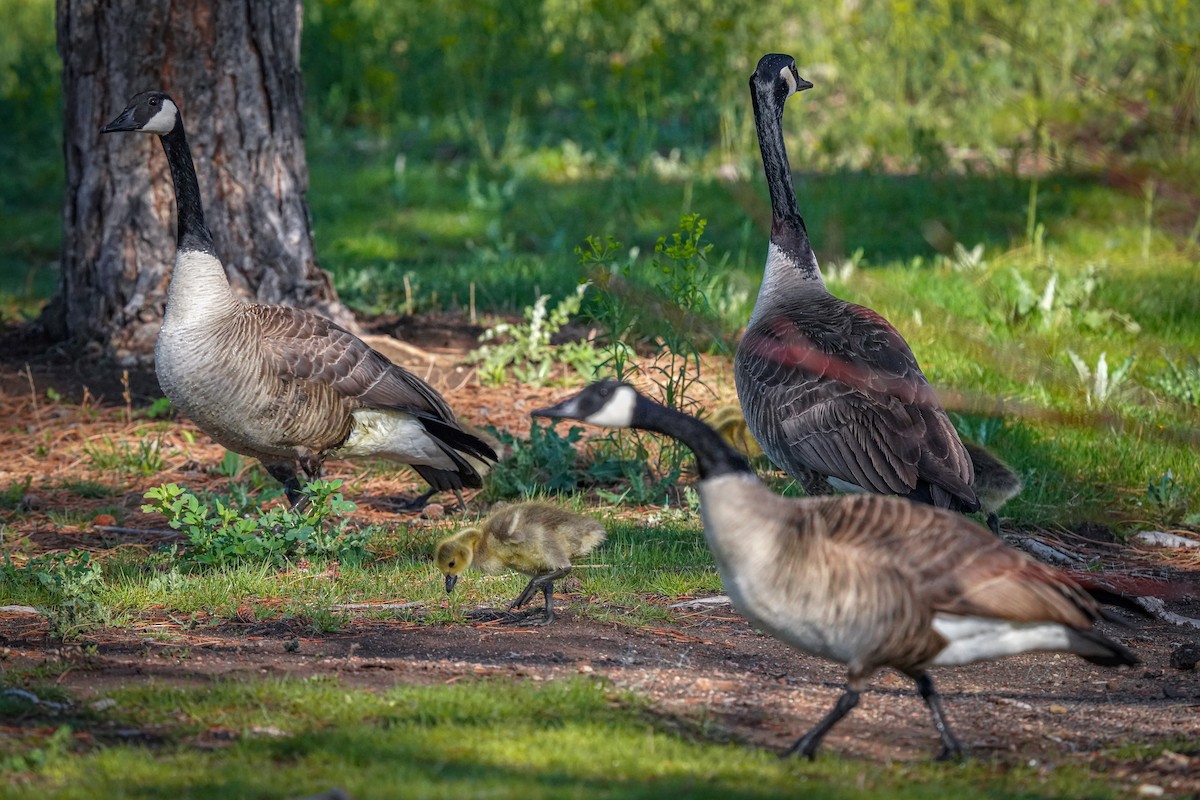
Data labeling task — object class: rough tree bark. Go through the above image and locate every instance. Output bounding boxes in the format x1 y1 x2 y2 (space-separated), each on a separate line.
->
46 0 357 365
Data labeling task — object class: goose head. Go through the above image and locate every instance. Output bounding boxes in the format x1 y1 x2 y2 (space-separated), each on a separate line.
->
751 53 813 106
434 528 482 593
101 91 181 136
532 379 640 428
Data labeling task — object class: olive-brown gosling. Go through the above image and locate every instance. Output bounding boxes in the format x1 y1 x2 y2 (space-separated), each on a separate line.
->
435 502 605 625
710 404 765 460
962 441 1022 536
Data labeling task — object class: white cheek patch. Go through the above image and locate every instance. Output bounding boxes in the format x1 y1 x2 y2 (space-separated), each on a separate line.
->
143 99 179 134
585 385 637 428
780 66 797 97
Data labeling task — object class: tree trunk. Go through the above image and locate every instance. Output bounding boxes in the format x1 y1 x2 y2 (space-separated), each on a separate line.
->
46 0 357 366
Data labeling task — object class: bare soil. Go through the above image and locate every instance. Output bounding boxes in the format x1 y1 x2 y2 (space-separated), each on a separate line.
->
1 318 1197 795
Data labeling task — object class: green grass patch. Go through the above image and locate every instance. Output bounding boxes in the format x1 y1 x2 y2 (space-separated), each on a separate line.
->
0 676 1140 799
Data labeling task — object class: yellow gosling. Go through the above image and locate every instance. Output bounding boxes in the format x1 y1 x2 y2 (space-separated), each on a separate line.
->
435 502 605 625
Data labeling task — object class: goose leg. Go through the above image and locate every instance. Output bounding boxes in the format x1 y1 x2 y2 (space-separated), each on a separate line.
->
986 512 1001 537
782 687 860 759
265 463 306 509
914 672 964 760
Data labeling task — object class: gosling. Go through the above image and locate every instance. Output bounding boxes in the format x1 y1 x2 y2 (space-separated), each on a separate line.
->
962 441 1022 536
435 502 605 625
710 404 765 459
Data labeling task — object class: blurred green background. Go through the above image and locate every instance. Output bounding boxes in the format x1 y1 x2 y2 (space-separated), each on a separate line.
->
0 0 1198 527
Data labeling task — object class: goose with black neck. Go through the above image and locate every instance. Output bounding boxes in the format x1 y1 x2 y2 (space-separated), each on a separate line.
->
101 91 496 508
734 54 978 513
534 380 1138 759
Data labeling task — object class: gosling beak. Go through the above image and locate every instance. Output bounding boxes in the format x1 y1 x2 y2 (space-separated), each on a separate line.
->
444 574 458 594
101 107 138 134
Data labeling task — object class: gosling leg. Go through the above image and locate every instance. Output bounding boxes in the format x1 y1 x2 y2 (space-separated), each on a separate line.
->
986 511 1001 537
507 568 571 625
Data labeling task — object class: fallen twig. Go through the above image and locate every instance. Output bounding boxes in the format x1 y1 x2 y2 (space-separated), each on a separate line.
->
1020 537 1082 566
1135 596 1200 630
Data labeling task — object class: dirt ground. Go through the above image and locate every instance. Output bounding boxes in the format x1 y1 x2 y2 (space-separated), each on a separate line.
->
0 318 1198 795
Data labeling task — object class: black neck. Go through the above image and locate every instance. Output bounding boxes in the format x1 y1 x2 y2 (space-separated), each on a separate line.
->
632 396 753 481
751 78 820 276
159 122 216 256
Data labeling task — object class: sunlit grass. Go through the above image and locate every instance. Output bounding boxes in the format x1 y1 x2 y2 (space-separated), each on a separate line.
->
0 676 1138 799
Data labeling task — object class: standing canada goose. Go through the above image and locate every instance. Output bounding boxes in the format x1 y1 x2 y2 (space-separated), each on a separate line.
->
962 441 1022 536
534 381 1137 759
101 91 496 508
435 501 606 624
734 54 978 513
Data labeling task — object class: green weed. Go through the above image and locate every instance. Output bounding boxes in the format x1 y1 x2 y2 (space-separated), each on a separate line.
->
470 283 602 386
82 434 167 477
1148 356 1200 407
57 479 115 499
482 420 584 500
141 480 372 569
1066 351 1136 408
0 550 108 638
1 476 33 509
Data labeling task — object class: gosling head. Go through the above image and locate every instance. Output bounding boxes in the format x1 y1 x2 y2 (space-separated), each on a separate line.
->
751 53 814 103
101 91 181 136
532 379 640 428
434 528 481 593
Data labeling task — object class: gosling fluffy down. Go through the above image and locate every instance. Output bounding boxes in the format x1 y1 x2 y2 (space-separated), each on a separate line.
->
435 502 605 624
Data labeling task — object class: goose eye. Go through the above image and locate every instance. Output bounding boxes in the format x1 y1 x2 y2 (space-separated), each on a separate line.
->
448 560 456 568
150 98 160 106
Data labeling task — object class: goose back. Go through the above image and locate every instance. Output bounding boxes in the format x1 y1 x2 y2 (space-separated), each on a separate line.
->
736 292 975 508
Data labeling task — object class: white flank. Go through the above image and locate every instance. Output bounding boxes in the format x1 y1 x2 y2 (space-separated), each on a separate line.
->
931 614 1087 665
143 99 179 135
586 384 637 428
335 409 456 469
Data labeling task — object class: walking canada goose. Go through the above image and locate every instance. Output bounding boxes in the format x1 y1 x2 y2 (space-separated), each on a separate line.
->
101 91 496 508
963 441 1022 536
734 54 978 513
534 380 1138 759
435 501 606 624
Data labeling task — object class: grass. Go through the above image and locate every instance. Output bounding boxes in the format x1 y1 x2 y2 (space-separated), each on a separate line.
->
0 675 1144 800
0 2 1198 793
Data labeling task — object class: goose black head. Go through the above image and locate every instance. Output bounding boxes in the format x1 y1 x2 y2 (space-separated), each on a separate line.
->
532 379 640 429
101 91 180 136
751 53 814 105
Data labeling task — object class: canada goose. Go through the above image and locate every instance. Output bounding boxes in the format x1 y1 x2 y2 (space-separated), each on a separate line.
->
734 54 978 513
435 501 605 625
101 91 496 508
534 381 1138 759
962 441 1022 536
